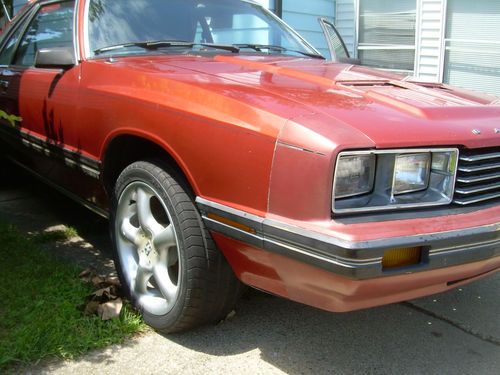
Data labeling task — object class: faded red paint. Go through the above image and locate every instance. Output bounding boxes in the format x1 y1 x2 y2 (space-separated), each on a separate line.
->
4 0 499 312
214 233 500 312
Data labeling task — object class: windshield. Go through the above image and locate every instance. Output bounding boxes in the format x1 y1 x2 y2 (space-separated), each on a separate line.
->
86 0 319 58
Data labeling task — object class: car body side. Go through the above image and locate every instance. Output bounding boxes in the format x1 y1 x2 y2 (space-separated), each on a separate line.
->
0 0 499 314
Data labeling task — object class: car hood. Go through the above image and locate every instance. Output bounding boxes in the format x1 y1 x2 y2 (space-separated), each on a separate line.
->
99 54 500 149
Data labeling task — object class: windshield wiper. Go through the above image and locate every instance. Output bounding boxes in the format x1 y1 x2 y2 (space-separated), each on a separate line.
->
94 41 323 59
94 40 240 55
234 44 325 59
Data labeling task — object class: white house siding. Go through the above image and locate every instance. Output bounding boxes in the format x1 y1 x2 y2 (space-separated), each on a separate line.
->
282 0 336 58
335 0 356 57
414 0 446 83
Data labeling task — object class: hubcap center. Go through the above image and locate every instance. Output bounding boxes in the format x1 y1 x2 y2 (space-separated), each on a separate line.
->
138 239 158 269
144 241 153 257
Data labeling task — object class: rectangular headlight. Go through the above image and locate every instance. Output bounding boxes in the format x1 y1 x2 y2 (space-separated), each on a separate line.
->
431 152 456 173
334 155 375 198
393 153 431 195
333 148 459 214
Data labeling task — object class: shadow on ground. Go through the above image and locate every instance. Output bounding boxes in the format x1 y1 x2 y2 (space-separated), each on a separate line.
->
0 161 114 274
41 287 499 374
166 289 499 374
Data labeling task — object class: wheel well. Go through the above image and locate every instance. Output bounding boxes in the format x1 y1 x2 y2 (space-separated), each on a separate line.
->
102 135 194 197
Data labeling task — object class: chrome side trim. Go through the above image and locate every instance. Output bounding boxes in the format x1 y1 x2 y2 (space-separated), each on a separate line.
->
74 0 82 63
204 211 381 266
0 126 101 179
203 215 263 249
196 197 500 280
7 157 108 219
82 0 90 58
199 199 382 279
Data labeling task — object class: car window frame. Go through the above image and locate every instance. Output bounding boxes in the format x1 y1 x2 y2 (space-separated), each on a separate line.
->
318 17 350 62
4 0 78 69
0 4 38 68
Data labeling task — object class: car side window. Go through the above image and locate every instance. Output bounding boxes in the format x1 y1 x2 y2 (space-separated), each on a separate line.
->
0 21 27 65
13 1 75 67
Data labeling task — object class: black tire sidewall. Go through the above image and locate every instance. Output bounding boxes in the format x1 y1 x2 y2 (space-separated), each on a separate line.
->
110 161 202 330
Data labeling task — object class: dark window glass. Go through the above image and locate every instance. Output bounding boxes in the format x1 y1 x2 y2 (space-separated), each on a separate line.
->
14 1 75 67
0 21 26 65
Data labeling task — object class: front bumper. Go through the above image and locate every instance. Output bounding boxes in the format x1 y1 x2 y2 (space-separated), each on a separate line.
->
197 197 500 280
212 232 500 312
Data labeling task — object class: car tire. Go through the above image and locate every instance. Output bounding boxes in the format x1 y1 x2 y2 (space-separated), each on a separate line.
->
110 160 242 333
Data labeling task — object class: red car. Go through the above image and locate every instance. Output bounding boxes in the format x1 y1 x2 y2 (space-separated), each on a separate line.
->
0 0 499 333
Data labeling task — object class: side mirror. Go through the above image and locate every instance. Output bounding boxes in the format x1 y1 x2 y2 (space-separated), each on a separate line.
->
35 47 75 70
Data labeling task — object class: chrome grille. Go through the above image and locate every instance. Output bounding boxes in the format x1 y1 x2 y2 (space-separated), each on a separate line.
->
454 147 500 205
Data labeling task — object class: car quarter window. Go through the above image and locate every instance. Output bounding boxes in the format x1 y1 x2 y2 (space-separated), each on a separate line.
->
0 19 27 65
13 1 75 67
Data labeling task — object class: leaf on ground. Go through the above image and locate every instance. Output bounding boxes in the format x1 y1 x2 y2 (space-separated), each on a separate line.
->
93 286 120 299
83 300 100 316
78 268 95 283
91 275 105 287
80 269 124 319
105 276 121 287
97 298 123 321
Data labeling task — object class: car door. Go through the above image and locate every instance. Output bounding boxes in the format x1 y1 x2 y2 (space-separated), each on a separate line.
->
318 17 360 64
0 3 37 124
0 4 36 165
0 0 79 176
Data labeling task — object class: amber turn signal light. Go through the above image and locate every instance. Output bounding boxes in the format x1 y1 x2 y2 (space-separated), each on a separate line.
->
207 213 257 234
382 247 422 269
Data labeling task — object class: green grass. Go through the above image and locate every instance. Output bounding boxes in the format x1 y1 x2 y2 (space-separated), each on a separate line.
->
0 222 147 371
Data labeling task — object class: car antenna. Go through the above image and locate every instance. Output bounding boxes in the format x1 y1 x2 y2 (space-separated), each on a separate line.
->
1 0 11 22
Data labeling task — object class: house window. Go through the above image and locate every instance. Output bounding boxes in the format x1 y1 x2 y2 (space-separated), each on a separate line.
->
358 0 416 73
444 0 500 96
